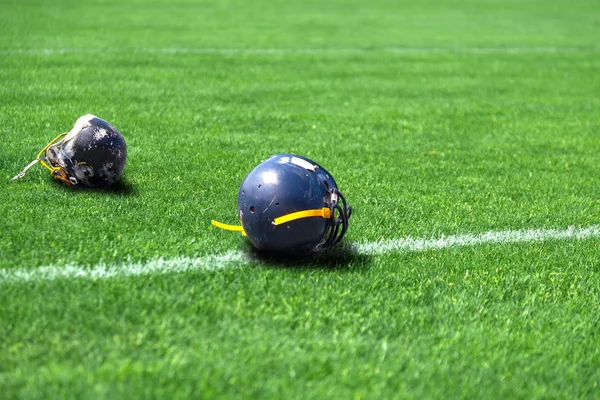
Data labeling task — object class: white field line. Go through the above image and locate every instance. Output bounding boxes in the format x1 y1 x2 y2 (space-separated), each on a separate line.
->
0 251 250 285
0 47 598 56
354 225 600 255
1 225 599 285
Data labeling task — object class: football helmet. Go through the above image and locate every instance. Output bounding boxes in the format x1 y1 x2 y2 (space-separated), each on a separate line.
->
11 114 127 188
212 154 352 256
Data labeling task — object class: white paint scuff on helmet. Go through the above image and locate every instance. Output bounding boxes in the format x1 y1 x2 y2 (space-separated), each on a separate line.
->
63 114 96 142
277 155 316 172
291 156 316 171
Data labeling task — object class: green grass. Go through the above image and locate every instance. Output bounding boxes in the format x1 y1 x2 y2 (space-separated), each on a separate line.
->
1 0 600 398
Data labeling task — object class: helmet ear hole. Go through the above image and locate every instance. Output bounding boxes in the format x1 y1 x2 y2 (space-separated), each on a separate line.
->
250 206 255 213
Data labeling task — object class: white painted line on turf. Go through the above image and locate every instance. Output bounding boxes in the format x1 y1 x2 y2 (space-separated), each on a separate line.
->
353 225 600 255
0 47 599 56
0 251 249 285
1 225 599 285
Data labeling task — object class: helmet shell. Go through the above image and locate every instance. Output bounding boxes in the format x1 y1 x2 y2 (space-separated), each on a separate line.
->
45 114 127 188
238 154 338 256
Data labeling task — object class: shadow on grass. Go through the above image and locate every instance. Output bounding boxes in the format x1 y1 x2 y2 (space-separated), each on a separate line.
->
50 176 138 196
242 241 370 272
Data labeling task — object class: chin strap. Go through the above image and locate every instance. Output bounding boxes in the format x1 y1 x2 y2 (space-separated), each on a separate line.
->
48 165 76 186
11 133 71 184
211 220 247 236
10 158 43 181
273 208 330 225
211 189 352 253
212 208 331 237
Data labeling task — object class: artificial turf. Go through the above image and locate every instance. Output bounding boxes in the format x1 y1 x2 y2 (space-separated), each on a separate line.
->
1 0 600 398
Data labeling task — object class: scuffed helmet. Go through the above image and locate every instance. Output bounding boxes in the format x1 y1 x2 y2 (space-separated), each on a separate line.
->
12 114 127 188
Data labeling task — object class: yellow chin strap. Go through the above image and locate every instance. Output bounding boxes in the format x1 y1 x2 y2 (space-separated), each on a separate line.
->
37 132 67 170
38 133 73 185
211 207 331 235
211 220 247 236
11 132 72 184
273 207 331 225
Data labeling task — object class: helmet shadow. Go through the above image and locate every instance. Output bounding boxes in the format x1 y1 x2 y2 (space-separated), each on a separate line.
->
50 175 137 196
243 241 371 272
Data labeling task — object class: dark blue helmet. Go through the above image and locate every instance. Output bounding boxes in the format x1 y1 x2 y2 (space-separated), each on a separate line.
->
11 114 127 188
223 154 352 256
